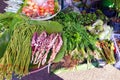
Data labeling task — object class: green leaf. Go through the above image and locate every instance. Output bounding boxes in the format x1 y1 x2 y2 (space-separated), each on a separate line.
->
29 20 63 33
53 34 67 62
0 30 11 59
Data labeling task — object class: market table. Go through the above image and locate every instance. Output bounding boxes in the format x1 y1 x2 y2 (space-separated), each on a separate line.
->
20 64 120 80
21 64 120 80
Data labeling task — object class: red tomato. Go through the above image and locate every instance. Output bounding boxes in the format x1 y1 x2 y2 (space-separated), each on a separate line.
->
33 8 38 12
48 5 54 12
39 12 44 16
28 6 34 10
26 12 31 17
33 5 39 9
22 7 29 13
49 7 54 11
49 10 54 15
38 8 45 16
22 8 26 14
39 6 44 10
47 1 54 5
49 4 54 8
39 9 45 13
44 7 49 12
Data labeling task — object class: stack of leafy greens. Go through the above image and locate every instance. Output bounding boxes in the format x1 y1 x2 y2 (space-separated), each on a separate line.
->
52 10 115 71
53 11 97 25
52 11 99 67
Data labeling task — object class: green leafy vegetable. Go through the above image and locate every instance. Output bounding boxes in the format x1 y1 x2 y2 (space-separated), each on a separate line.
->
53 33 67 62
0 30 11 59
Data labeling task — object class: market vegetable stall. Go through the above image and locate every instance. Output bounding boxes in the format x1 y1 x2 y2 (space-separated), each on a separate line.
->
0 0 120 80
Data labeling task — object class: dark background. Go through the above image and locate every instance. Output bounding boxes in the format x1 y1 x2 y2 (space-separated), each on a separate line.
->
0 0 7 13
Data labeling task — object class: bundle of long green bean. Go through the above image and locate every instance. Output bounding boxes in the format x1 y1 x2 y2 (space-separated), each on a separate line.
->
0 22 42 79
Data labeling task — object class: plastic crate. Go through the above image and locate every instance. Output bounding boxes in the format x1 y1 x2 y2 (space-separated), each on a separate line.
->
112 34 120 59
112 33 120 69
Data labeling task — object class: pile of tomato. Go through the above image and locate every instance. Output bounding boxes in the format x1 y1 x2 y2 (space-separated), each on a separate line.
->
22 0 55 17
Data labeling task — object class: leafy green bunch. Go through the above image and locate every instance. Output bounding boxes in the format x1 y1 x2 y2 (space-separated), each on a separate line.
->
53 11 97 26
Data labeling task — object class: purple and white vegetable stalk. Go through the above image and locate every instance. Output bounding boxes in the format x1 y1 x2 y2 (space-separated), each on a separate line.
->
31 31 63 68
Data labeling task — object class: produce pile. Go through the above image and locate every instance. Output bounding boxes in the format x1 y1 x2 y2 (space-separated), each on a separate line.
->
53 11 97 25
4 0 60 19
31 31 63 68
22 0 60 18
0 12 25 59
53 8 106 26
51 10 116 70
0 12 64 79
0 5 118 80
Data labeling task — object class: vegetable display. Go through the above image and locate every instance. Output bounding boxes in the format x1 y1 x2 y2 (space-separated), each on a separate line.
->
0 2 119 79
52 11 99 68
0 21 39 80
22 0 59 18
63 23 97 62
53 11 97 25
0 12 64 79
52 10 117 71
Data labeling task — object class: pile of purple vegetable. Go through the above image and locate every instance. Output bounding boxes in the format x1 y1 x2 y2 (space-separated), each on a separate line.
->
31 31 63 68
